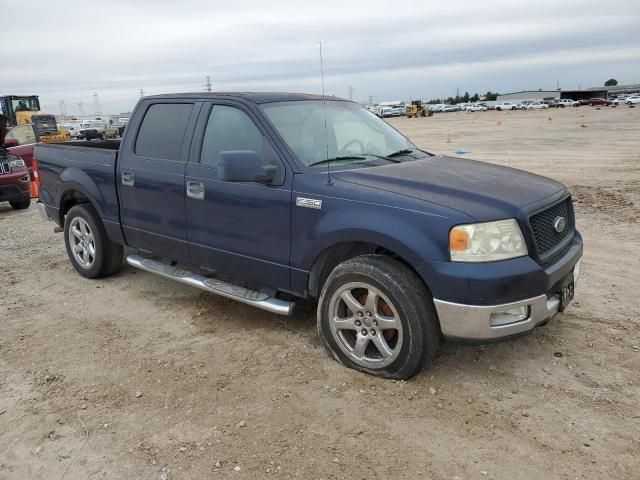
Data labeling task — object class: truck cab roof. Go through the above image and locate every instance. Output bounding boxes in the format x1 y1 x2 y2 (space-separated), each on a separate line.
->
145 92 349 104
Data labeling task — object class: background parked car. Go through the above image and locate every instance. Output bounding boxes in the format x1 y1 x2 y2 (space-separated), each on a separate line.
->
495 102 517 111
555 99 580 108
78 121 119 140
465 103 488 112
526 102 549 109
625 95 640 105
586 98 610 106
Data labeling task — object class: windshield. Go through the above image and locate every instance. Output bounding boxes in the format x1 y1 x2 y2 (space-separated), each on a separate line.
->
11 96 40 113
261 100 417 167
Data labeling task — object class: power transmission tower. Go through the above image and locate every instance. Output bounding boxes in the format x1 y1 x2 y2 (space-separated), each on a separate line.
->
368 94 373 105
58 100 66 116
77 102 86 115
140 89 145 98
93 92 103 115
348 85 354 100
204 76 212 92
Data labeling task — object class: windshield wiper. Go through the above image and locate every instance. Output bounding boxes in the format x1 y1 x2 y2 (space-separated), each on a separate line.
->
307 155 366 167
387 148 417 158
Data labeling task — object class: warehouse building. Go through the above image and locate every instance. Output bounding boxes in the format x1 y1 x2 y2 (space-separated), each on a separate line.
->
497 83 640 103
497 90 559 103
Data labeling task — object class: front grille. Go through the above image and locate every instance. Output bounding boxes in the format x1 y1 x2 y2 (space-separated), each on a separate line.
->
529 197 574 259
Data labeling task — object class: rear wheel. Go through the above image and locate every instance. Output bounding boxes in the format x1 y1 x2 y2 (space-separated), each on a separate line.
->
10 198 30 210
317 255 439 379
64 204 123 278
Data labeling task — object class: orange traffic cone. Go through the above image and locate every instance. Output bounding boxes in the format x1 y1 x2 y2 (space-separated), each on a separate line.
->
30 158 40 198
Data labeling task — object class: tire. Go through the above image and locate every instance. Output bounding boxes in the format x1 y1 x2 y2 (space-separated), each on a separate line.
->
10 197 30 210
317 255 440 379
64 203 123 279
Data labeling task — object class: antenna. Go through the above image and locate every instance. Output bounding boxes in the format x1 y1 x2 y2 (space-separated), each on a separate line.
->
319 41 332 185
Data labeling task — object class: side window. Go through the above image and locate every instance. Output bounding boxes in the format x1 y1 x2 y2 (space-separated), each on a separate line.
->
201 106 263 167
6 125 37 145
135 103 193 161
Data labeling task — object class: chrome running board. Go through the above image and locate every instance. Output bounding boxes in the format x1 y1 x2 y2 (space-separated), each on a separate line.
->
126 254 294 316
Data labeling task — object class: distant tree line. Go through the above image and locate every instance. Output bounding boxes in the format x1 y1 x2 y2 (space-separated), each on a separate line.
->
425 91 498 104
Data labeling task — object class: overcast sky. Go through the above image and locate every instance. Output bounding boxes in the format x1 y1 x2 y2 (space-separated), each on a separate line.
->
3 0 639 114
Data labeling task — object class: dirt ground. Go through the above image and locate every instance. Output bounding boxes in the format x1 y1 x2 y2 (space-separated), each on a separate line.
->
1 106 639 480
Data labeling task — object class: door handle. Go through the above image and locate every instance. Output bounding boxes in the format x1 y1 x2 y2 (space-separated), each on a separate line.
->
121 171 135 186
187 181 205 200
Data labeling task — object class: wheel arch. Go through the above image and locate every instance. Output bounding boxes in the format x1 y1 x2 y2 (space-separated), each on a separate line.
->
57 167 106 225
307 239 432 300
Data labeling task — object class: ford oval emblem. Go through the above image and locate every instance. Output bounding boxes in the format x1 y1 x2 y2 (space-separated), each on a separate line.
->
553 216 567 233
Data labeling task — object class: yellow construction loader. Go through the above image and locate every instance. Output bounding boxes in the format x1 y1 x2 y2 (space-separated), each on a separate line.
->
0 95 69 142
405 100 432 118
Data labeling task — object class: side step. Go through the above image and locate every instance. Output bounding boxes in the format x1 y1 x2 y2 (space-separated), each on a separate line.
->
125 254 294 316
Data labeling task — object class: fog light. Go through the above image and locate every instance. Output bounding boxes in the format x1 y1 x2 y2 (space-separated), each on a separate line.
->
490 306 530 327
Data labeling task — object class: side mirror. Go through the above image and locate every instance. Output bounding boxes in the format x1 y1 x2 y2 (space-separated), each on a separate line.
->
218 151 276 184
2 138 19 148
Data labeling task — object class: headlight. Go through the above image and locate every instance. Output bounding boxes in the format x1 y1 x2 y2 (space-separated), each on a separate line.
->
8 158 25 169
450 219 527 262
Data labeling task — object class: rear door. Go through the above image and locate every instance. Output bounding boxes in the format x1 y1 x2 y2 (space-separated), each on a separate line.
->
117 100 200 262
184 101 292 290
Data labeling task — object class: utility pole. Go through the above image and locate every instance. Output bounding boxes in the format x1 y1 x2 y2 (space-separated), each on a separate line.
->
139 89 144 98
58 100 66 116
204 76 212 93
368 94 373 105
348 85 354 101
93 92 103 116
77 102 86 116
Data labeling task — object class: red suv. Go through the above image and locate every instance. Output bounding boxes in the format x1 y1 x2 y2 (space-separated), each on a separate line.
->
1 115 32 210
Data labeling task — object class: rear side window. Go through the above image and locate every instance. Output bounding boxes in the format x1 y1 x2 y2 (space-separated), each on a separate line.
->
201 105 263 167
135 103 193 161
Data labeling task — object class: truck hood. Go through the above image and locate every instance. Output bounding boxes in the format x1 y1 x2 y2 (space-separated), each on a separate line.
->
333 155 566 221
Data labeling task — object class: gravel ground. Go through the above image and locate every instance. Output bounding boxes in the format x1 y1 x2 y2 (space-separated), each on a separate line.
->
1 106 639 479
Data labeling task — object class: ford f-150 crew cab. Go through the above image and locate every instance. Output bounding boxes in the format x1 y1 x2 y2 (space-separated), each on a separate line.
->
35 92 582 379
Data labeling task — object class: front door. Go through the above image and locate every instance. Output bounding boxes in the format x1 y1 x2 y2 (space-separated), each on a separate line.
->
185 102 292 291
118 101 199 262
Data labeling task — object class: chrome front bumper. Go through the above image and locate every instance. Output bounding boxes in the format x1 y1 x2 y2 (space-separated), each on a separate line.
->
434 259 581 340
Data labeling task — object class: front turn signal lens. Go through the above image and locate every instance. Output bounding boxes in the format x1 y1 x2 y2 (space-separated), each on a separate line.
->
449 229 469 251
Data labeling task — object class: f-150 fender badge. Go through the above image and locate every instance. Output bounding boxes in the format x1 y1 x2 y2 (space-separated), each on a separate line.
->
296 197 323 210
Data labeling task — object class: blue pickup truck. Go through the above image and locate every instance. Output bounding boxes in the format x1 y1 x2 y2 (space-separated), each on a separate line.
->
35 92 582 379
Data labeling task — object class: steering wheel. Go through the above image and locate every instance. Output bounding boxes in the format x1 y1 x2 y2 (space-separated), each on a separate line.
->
339 139 365 155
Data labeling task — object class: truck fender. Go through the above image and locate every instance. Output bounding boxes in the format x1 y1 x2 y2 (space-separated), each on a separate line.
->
57 167 106 221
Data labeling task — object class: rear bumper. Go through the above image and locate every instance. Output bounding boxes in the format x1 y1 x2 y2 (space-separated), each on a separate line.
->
434 257 581 341
36 201 50 221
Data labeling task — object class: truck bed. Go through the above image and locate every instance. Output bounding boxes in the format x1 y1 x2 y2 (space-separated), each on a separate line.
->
35 140 123 242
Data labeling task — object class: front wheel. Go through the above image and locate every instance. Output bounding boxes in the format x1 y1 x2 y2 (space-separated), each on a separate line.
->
64 203 123 278
317 255 440 379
